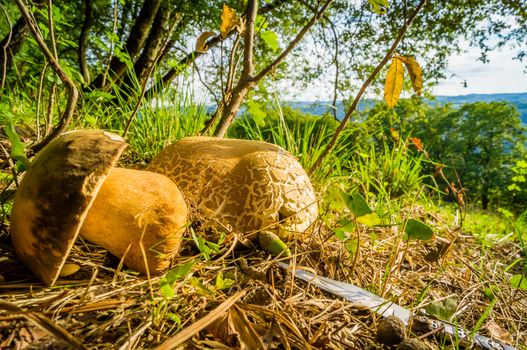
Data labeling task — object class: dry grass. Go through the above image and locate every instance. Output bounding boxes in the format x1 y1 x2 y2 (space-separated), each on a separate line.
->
1 202 526 350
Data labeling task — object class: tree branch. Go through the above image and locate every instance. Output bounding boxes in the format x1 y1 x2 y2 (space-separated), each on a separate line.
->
144 0 288 97
241 0 257 80
252 0 333 83
308 0 427 174
78 0 93 84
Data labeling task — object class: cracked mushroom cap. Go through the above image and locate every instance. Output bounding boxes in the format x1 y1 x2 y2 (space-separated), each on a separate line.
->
146 136 319 241
10 130 127 286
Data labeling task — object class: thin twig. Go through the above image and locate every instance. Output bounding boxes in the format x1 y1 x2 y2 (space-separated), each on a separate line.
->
0 4 12 89
15 0 79 154
309 0 427 174
35 62 49 141
47 0 58 60
102 0 119 88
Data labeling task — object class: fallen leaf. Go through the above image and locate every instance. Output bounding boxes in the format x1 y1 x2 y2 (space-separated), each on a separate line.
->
230 305 265 350
485 320 513 343
423 296 457 321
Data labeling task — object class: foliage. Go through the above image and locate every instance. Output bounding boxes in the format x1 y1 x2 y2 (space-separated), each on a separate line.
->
359 99 527 210
228 102 357 177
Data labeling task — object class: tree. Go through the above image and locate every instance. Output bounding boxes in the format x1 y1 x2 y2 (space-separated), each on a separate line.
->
0 0 525 144
363 100 527 209
442 102 526 209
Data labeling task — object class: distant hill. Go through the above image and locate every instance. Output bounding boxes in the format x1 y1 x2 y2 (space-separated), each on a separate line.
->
284 92 527 123
435 93 527 123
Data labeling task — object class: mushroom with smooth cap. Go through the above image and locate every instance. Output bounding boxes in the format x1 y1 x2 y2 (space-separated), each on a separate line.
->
146 136 318 241
10 129 188 286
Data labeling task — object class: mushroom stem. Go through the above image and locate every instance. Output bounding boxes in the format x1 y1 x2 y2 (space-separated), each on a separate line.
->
79 168 188 274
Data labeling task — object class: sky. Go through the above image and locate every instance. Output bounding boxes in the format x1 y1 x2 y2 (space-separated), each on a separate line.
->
192 39 527 103
432 43 527 96
283 38 527 101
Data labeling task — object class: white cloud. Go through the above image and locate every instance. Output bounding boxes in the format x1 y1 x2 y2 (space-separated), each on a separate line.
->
433 42 527 96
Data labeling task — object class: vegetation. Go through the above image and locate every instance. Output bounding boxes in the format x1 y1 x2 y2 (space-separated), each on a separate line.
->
0 0 526 349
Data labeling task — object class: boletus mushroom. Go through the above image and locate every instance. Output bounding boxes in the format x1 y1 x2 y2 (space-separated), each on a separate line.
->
10 130 188 286
146 136 318 241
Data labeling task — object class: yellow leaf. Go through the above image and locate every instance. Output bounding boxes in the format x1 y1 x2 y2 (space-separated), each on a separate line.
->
220 4 238 39
384 57 404 108
196 31 216 52
357 213 381 226
401 56 423 96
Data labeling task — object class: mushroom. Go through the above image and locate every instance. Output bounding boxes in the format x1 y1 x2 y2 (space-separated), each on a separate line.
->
146 136 318 241
10 130 188 286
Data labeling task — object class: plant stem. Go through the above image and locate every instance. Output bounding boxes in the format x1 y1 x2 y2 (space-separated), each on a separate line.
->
309 0 427 174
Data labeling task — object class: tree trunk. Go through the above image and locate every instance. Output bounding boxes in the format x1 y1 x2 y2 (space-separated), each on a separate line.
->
213 83 254 138
78 0 93 84
481 191 489 210
121 1 174 90
90 0 162 90
0 16 29 86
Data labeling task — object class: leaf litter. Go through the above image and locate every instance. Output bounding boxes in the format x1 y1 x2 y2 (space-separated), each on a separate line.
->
0 197 526 349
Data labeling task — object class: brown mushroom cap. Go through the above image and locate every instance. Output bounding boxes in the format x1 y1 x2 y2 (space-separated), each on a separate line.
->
10 130 126 286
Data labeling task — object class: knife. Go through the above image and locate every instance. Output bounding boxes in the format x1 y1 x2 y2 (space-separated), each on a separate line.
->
278 262 518 350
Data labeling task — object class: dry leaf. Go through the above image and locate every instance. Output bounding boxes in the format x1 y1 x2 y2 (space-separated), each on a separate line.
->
196 31 216 52
384 57 404 108
229 305 265 350
485 320 513 343
220 4 238 39
401 56 423 95
389 127 400 142
408 137 424 152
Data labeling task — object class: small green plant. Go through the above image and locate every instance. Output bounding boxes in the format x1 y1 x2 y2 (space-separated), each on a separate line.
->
191 229 225 261
345 135 434 208
159 260 196 300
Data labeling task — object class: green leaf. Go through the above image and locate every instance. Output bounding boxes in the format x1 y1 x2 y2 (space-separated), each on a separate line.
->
167 313 181 326
333 217 354 240
357 213 381 226
423 296 457 321
255 15 268 30
159 281 175 299
404 219 434 241
165 260 195 284
368 0 389 14
483 284 500 299
159 260 195 299
3 122 30 172
215 272 234 290
258 231 291 257
260 30 279 51
510 274 527 290
247 100 266 126
339 189 373 218
345 239 359 255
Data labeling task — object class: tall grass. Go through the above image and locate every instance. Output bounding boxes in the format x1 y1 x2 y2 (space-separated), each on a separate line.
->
344 135 438 208
78 75 208 162
228 100 359 179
